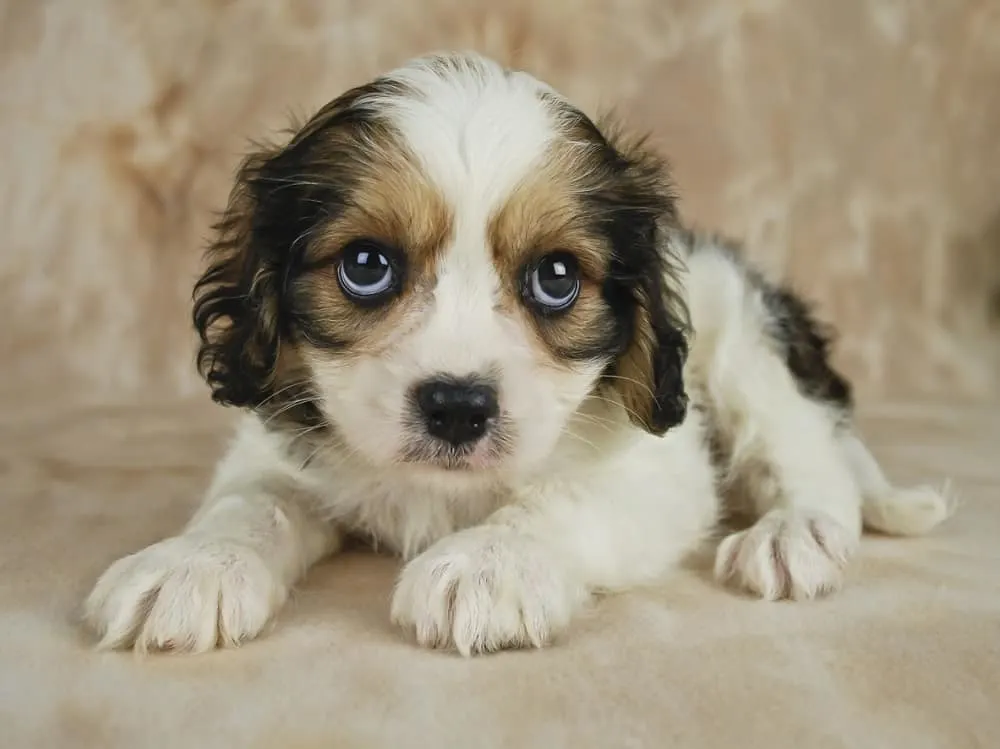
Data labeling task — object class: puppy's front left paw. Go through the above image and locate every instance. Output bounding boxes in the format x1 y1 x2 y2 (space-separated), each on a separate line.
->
390 526 585 656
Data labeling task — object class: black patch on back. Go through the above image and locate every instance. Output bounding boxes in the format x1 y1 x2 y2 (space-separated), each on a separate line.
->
760 281 853 414
686 233 853 415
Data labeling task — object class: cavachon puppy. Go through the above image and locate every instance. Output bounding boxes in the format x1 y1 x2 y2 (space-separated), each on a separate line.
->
83 51 953 656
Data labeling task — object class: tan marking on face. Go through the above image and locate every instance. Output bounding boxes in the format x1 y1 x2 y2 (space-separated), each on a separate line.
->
487 141 619 363
611 288 659 429
289 124 454 355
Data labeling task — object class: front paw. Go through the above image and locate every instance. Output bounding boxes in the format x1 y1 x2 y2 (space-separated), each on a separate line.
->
83 535 286 654
390 527 584 656
714 509 857 601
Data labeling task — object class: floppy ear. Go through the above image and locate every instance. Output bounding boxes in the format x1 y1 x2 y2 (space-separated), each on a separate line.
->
192 149 290 409
612 258 690 436
596 126 691 436
192 82 398 410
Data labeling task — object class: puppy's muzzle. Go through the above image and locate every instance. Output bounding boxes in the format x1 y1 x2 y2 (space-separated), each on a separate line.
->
413 377 499 447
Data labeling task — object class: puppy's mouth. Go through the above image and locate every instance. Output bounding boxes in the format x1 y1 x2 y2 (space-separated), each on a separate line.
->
398 413 514 472
399 437 505 472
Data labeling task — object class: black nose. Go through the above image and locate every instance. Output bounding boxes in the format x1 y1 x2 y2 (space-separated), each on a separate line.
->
414 378 499 446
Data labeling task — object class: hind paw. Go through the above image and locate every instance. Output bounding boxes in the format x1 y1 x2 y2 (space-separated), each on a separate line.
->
715 509 857 601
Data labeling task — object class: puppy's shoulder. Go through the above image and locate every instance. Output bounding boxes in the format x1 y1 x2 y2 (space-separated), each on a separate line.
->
208 414 322 494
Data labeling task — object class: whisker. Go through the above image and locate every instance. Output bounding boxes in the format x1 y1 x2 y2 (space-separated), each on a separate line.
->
260 396 321 426
255 380 315 409
296 442 328 471
583 392 645 425
600 373 655 400
562 427 600 453
287 423 328 443
308 432 366 471
570 412 618 435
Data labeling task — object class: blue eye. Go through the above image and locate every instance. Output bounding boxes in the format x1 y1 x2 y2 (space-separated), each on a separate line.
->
527 252 580 311
337 240 396 299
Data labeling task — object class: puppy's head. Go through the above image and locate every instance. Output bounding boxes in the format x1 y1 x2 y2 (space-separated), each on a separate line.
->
194 52 689 479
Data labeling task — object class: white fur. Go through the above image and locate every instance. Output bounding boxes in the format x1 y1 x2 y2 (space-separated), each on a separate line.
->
83 53 952 656
357 54 560 211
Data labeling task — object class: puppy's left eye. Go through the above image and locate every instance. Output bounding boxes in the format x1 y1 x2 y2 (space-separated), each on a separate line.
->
337 240 397 301
525 252 580 312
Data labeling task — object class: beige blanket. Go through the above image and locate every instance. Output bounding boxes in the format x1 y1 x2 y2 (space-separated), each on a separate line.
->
2 1 999 747
1 397 997 747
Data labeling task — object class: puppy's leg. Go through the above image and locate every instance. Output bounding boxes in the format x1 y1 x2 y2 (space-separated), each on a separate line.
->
839 429 954 537
708 344 863 601
392 413 719 655
83 420 339 653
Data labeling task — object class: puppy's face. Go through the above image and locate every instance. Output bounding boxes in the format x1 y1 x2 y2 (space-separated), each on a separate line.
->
194 53 689 480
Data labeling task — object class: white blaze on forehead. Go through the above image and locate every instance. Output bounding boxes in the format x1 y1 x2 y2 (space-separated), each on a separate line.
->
358 53 562 217
412 247 509 378
355 54 567 379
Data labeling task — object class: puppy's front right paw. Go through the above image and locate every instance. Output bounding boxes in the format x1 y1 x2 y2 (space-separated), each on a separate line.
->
83 535 286 654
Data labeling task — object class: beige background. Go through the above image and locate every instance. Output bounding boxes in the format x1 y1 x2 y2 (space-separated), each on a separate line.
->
2 4 999 747
1 0 999 403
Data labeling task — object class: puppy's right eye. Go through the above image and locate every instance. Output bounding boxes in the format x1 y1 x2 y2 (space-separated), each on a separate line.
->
337 240 399 302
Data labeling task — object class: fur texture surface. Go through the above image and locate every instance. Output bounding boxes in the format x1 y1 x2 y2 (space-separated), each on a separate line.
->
80 53 953 656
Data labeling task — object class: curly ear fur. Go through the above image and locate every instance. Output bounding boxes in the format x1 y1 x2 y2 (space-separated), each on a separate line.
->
593 120 691 435
192 150 287 409
193 134 335 410
192 79 405 411
612 263 690 435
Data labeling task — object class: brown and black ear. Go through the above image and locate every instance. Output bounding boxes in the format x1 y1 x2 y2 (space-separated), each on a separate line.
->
191 80 402 410
594 121 691 436
192 127 336 410
192 148 287 409
612 267 690 436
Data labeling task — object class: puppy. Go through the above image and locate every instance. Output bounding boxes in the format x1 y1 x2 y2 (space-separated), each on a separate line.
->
83 51 953 656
